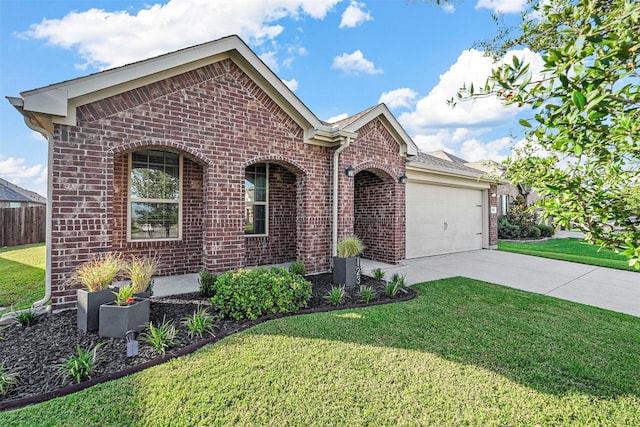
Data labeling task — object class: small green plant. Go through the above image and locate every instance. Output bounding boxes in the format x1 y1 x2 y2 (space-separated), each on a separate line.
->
390 272 401 284
57 343 103 384
0 362 20 396
337 236 363 258
198 271 218 298
324 285 348 306
141 317 177 356
372 267 385 282
357 285 376 304
72 252 124 292
15 310 38 327
124 254 159 293
385 281 400 298
289 261 306 277
182 306 216 339
113 284 136 306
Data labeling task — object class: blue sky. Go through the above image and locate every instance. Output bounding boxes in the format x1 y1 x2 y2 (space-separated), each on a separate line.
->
0 0 540 198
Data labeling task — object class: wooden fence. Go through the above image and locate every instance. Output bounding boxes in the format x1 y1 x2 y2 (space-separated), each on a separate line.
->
0 206 46 247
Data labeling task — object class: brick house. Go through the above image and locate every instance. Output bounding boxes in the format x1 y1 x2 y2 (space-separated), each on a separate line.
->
8 35 420 310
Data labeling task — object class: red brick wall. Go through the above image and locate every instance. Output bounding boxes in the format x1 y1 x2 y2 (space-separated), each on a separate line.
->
339 119 406 264
354 171 398 263
49 59 336 309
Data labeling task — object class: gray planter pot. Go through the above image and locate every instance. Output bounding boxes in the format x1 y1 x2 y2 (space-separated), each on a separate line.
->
77 288 115 333
98 298 150 339
332 256 361 288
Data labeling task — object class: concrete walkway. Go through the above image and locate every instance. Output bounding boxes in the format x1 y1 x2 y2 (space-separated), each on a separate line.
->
153 249 638 318
362 250 639 318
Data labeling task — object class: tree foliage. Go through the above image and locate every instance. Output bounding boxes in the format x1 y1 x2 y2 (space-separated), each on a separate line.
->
455 0 640 268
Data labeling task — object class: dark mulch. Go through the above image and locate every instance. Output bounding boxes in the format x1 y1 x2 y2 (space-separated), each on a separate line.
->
0 274 415 410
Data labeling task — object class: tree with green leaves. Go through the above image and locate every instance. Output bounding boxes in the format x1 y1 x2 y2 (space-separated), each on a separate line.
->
454 0 639 268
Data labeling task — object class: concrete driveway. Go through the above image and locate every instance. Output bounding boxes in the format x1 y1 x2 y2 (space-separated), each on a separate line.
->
362 250 640 318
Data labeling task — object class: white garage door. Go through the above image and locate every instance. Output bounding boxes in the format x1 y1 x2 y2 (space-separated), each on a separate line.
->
406 182 484 258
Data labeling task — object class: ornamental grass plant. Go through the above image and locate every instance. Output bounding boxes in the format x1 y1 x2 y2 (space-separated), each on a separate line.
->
124 255 160 294
72 253 124 292
336 236 363 258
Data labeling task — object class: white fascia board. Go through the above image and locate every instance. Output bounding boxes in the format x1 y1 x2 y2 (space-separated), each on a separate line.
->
407 167 491 190
343 104 418 157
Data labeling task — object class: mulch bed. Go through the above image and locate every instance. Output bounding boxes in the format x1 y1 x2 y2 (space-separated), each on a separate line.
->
0 274 415 411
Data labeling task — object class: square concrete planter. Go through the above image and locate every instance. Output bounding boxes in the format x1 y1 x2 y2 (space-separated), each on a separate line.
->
98 298 150 339
332 256 361 288
77 288 115 333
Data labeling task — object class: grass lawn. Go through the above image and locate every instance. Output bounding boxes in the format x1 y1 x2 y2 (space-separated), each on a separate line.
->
499 238 638 272
0 244 46 314
2 277 639 426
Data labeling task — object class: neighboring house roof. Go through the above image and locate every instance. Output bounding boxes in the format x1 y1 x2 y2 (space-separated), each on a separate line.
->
427 150 469 164
0 177 46 204
408 152 490 180
7 35 417 157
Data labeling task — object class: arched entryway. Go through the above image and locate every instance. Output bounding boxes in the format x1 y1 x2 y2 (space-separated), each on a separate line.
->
244 160 304 267
353 169 400 264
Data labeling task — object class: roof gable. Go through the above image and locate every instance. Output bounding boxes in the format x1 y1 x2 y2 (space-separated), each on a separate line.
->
0 177 46 203
336 104 418 156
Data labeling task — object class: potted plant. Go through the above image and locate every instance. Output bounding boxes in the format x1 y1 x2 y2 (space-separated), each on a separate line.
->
123 255 160 298
333 235 363 288
98 285 150 339
74 253 124 332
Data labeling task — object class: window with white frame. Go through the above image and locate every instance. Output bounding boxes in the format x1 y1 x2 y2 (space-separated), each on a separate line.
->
245 163 268 235
129 150 182 241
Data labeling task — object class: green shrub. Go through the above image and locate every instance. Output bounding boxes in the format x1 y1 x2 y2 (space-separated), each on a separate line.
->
15 310 38 327
211 267 312 321
324 286 348 306
357 285 376 303
498 217 521 239
385 282 400 298
57 344 103 384
182 306 216 339
337 236 363 258
289 261 306 277
198 271 218 298
538 224 555 237
141 317 177 356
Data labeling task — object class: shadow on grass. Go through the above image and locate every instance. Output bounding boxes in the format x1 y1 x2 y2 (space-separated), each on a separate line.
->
248 277 640 399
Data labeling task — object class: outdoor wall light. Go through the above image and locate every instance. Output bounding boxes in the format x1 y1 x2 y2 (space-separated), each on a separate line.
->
398 174 408 184
345 164 355 177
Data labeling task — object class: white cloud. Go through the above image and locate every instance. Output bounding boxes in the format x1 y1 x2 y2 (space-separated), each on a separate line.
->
19 0 341 70
259 51 279 71
283 78 299 91
0 155 48 197
442 4 456 13
459 136 513 162
326 113 349 123
332 50 382 75
411 128 514 163
475 0 527 14
378 88 418 109
399 48 543 134
339 1 373 28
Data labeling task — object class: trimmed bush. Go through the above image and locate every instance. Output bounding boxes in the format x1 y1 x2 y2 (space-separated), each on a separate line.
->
538 224 555 237
210 267 312 321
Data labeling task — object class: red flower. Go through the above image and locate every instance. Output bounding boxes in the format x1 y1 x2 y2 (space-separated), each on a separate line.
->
126 297 134 304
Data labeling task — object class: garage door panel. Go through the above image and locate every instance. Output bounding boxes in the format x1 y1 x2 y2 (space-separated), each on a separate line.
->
406 183 483 258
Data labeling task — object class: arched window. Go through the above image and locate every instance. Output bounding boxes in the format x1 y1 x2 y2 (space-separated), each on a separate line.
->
128 149 182 241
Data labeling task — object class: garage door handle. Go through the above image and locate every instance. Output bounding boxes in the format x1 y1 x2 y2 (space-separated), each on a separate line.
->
443 221 448 230
476 232 482 235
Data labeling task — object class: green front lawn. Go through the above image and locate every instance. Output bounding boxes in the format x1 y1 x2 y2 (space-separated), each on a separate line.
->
0 244 46 314
3 277 639 426
499 238 638 272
